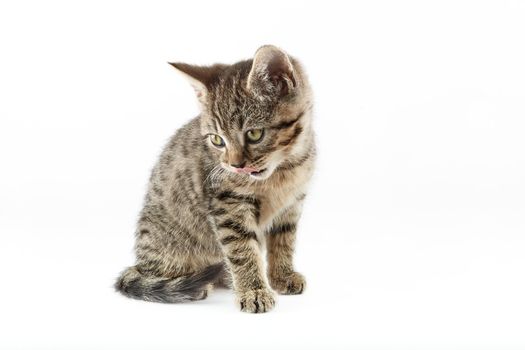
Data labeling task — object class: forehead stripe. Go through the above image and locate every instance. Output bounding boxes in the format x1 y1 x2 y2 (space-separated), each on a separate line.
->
211 110 226 131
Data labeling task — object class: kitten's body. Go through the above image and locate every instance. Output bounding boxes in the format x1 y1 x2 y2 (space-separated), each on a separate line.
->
116 46 315 312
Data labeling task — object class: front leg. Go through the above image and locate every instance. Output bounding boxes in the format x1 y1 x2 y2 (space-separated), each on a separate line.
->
211 191 275 313
266 204 306 295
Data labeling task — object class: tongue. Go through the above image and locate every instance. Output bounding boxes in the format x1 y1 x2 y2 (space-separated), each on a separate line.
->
235 167 258 174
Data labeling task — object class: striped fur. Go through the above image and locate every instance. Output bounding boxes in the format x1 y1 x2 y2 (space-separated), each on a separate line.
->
115 45 315 313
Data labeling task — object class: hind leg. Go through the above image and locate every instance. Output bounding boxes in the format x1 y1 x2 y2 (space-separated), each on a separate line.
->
117 208 223 302
214 264 233 289
135 207 224 279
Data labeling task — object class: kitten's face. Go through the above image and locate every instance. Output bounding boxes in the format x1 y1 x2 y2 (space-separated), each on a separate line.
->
170 45 311 181
202 97 306 180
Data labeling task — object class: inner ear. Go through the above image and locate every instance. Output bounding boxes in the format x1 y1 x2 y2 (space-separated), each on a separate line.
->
266 54 296 95
247 45 296 98
169 62 227 100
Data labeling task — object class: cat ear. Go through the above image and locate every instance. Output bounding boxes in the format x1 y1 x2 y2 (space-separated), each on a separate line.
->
247 45 297 99
168 62 225 101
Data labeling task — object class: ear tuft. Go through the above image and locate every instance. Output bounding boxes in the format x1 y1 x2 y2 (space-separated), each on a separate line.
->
247 45 296 99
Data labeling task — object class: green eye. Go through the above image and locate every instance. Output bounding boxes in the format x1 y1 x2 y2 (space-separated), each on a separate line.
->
246 129 264 143
210 134 225 147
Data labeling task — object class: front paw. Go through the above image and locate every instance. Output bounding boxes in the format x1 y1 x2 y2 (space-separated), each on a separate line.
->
237 288 275 313
270 272 306 295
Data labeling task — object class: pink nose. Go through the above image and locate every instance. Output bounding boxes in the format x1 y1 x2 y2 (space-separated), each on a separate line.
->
234 166 257 174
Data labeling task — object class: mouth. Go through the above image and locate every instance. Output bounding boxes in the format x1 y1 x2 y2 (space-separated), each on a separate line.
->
249 168 266 177
228 165 268 179
232 166 265 175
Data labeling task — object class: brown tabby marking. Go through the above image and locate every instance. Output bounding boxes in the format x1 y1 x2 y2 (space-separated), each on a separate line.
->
115 45 315 313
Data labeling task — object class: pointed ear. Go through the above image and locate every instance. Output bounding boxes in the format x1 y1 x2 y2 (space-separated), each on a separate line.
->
247 45 297 99
168 62 226 101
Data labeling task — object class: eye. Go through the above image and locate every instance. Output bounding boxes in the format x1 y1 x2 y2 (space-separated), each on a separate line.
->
246 129 264 143
210 134 225 147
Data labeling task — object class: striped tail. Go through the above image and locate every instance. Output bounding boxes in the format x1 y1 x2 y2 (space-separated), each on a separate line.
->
115 263 223 303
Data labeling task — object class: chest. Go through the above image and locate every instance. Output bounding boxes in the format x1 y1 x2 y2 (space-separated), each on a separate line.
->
254 163 313 230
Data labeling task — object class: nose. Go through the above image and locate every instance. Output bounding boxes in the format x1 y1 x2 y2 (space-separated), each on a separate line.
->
230 161 246 169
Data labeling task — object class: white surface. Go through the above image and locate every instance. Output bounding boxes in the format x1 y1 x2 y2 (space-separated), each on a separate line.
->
1 1 525 349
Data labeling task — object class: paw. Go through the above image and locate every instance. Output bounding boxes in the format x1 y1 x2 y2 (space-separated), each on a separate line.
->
192 284 213 301
269 272 306 295
237 288 275 313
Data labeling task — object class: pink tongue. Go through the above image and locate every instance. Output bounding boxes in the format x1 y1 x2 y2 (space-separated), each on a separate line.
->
235 167 257 174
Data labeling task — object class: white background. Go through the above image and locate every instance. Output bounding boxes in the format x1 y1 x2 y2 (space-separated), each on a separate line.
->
1 1 524 349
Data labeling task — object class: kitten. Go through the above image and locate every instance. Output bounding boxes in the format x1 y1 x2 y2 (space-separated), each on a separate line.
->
115 45 315 313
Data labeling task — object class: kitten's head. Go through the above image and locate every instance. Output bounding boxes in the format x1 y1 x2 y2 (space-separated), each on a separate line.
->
170 45 312 180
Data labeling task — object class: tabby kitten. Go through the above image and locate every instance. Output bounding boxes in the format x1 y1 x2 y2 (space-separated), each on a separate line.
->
115 45 315 313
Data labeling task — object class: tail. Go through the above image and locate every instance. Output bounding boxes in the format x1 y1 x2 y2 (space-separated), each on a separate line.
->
115 263 223 303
